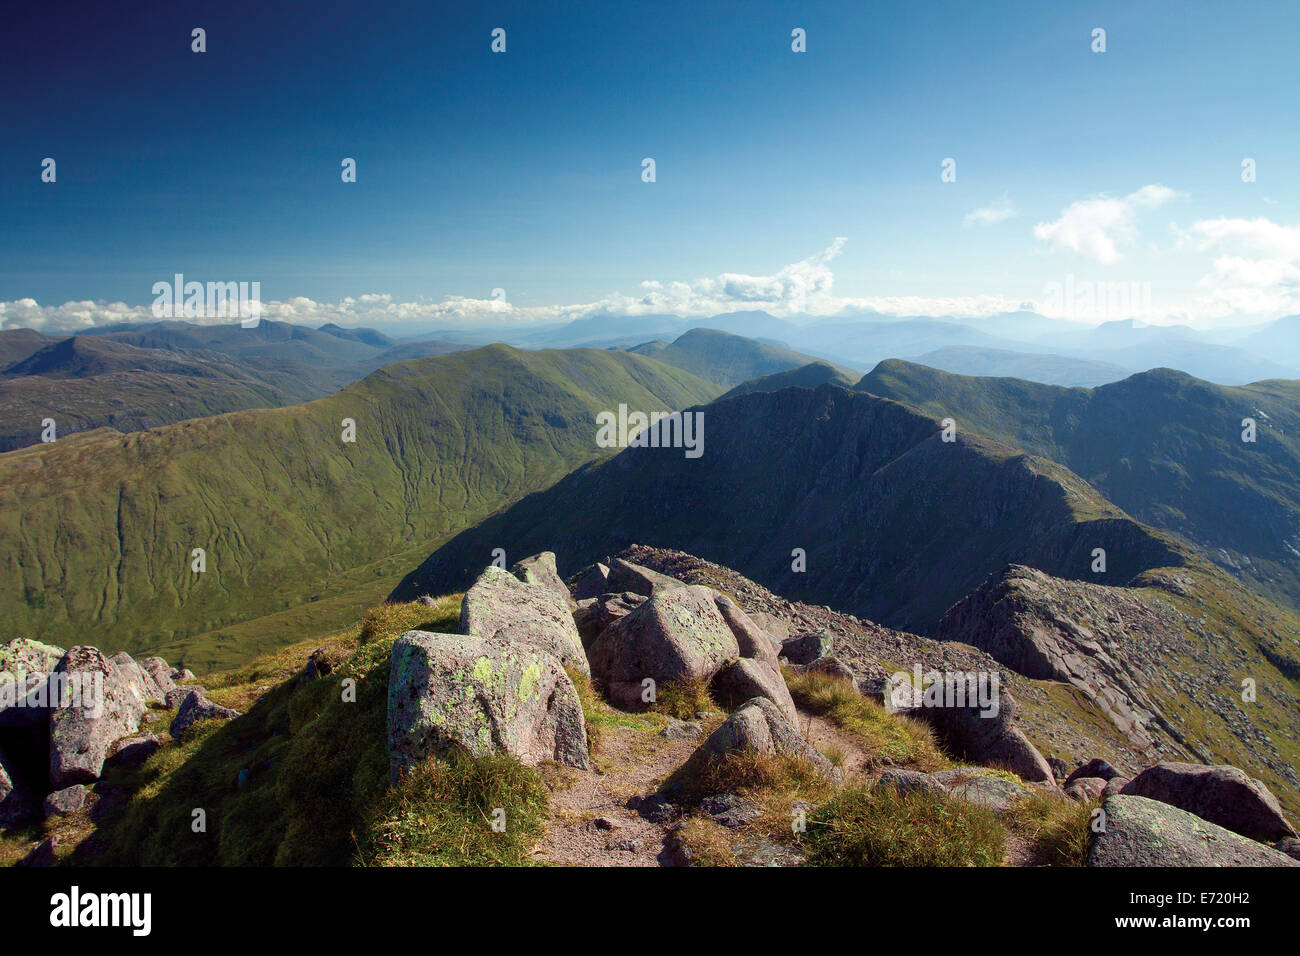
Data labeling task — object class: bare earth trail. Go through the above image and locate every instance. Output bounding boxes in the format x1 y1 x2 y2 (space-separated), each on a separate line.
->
535 709 869 867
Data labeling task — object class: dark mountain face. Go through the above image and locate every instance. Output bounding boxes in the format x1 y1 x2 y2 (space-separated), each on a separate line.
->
626 327 856 387
857 361 1300 612
392 384 1184 634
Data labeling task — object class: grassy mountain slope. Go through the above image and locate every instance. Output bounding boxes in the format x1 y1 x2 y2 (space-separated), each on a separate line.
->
629 328 856 387
393 384 1185 633
0 345 720 668
0 329 55 367
857 360 1300 612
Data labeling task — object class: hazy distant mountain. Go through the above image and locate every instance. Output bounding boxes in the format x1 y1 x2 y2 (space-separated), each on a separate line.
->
315 323 397 349
909 346 1132 387
1241 315 1300 368
0 336 339 452
0 328 53 367
626 328 855 387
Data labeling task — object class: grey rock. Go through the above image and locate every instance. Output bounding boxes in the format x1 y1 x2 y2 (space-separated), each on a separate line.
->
687 697 841 784
606 558 683 598
711 657 798 724
106 733 162 769
781 629 832 665
169 691 241 741
570 563 612 601
929 768 1035 811
588 585 740 709
387 631 591 780
1119 762 1297 842
510 551 572 604
573 592 645 646
701 792 762 828
49 646 146 787
711 594 779 668
659 719 703 740
1065 777 1108 802
459 565 589 675
42 785 87 818
876 767 947 797
1276 837 1300 861
1066 758 1119 785
1088 795 1299 867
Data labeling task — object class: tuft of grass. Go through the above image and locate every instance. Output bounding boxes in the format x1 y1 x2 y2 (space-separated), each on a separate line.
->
1005 791 1099 866
358 594 462 646
784 669 947 771
357 750 549 867
652 675 717 720
680 751 833 805
805 784 1006 866
567 668 664 759
672 817 738 867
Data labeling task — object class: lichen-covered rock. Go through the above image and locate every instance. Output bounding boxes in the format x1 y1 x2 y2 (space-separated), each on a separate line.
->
1119 762 1297 842
1088 795 1299 867
459 565 589 675
781 629 832 665
388 630 591 780
109 651 165 707
1066 758 1118 786
0 671 53 729
165 685 205 709
169 691 241 741
876 768 947 797
573 592 645 646
686 697 841 783
606 558 683 597
106 734 162 769
711 658 797 724
0 638 65 682
929 768 1034 811
571 563 611 601
588 585 740 708
510 552 571 604
49 646 146 788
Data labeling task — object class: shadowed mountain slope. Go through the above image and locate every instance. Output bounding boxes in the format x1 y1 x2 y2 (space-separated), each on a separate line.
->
393 384 1185 633
628 328 856 387
856 361 1300 612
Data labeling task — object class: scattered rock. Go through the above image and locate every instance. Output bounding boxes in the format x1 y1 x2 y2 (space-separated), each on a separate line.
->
686 697 841 784
593 816 622 830
42 784 87 818
387 631 591 780
711 657 798 724
165 685 205 708
1119 762 1297 842
301 647 335 683
588 585 740 709
1065 777 1108 802
876 767 947 797
712 594 780 668
700 792 762 828
570 563 612 601
459 565 589 675
630 793 676 825
106 734 162 770
605 838 641 853
137 657 176 697
1276 837 1300 861
0 742 37 824
1088 795 1299 867
417 595 437 606
1066 758 1118 785
929 769 1035 811
169 691 241 741
18 836 57 867
781 629 832 665
659 719 703 741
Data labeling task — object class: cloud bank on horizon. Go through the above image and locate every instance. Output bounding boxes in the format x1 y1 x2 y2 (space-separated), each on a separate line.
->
4 192 1298 334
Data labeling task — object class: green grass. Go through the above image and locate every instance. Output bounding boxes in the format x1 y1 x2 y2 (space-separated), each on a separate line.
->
1005 791 1098 867
784 669 948 771
805 784 1006 867
0 345 721 669
651 675 718 721
358 750 549 867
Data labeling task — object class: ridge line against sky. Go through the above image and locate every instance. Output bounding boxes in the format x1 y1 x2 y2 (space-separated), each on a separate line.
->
4 0 1299 332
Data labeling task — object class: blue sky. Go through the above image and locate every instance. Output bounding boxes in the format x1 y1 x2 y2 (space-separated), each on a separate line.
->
3 0 1299 331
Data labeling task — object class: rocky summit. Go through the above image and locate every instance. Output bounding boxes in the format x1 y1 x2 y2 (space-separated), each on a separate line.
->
6 549 1296 870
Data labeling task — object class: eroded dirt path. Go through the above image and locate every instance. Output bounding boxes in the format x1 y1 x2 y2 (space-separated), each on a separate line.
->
535 720 712 866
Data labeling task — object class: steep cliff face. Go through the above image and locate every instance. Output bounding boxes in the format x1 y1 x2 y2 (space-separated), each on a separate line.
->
394 384 1184 633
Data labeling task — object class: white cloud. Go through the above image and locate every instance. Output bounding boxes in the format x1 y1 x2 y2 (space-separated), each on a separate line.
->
1033 184 1176 263
963 196 1019 227
1178 216 1300 318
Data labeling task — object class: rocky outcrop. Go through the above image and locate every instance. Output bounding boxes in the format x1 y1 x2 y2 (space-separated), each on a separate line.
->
42 784 86 818
686 697 841 783
606 558 683 597
49 646 146 788
570 563 611 601
1088 795 1299 867
459 565 589 675
588 585 741 708
388 631 590 779
510 551 571 604
1118 762 1296 842
781 630 832 665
